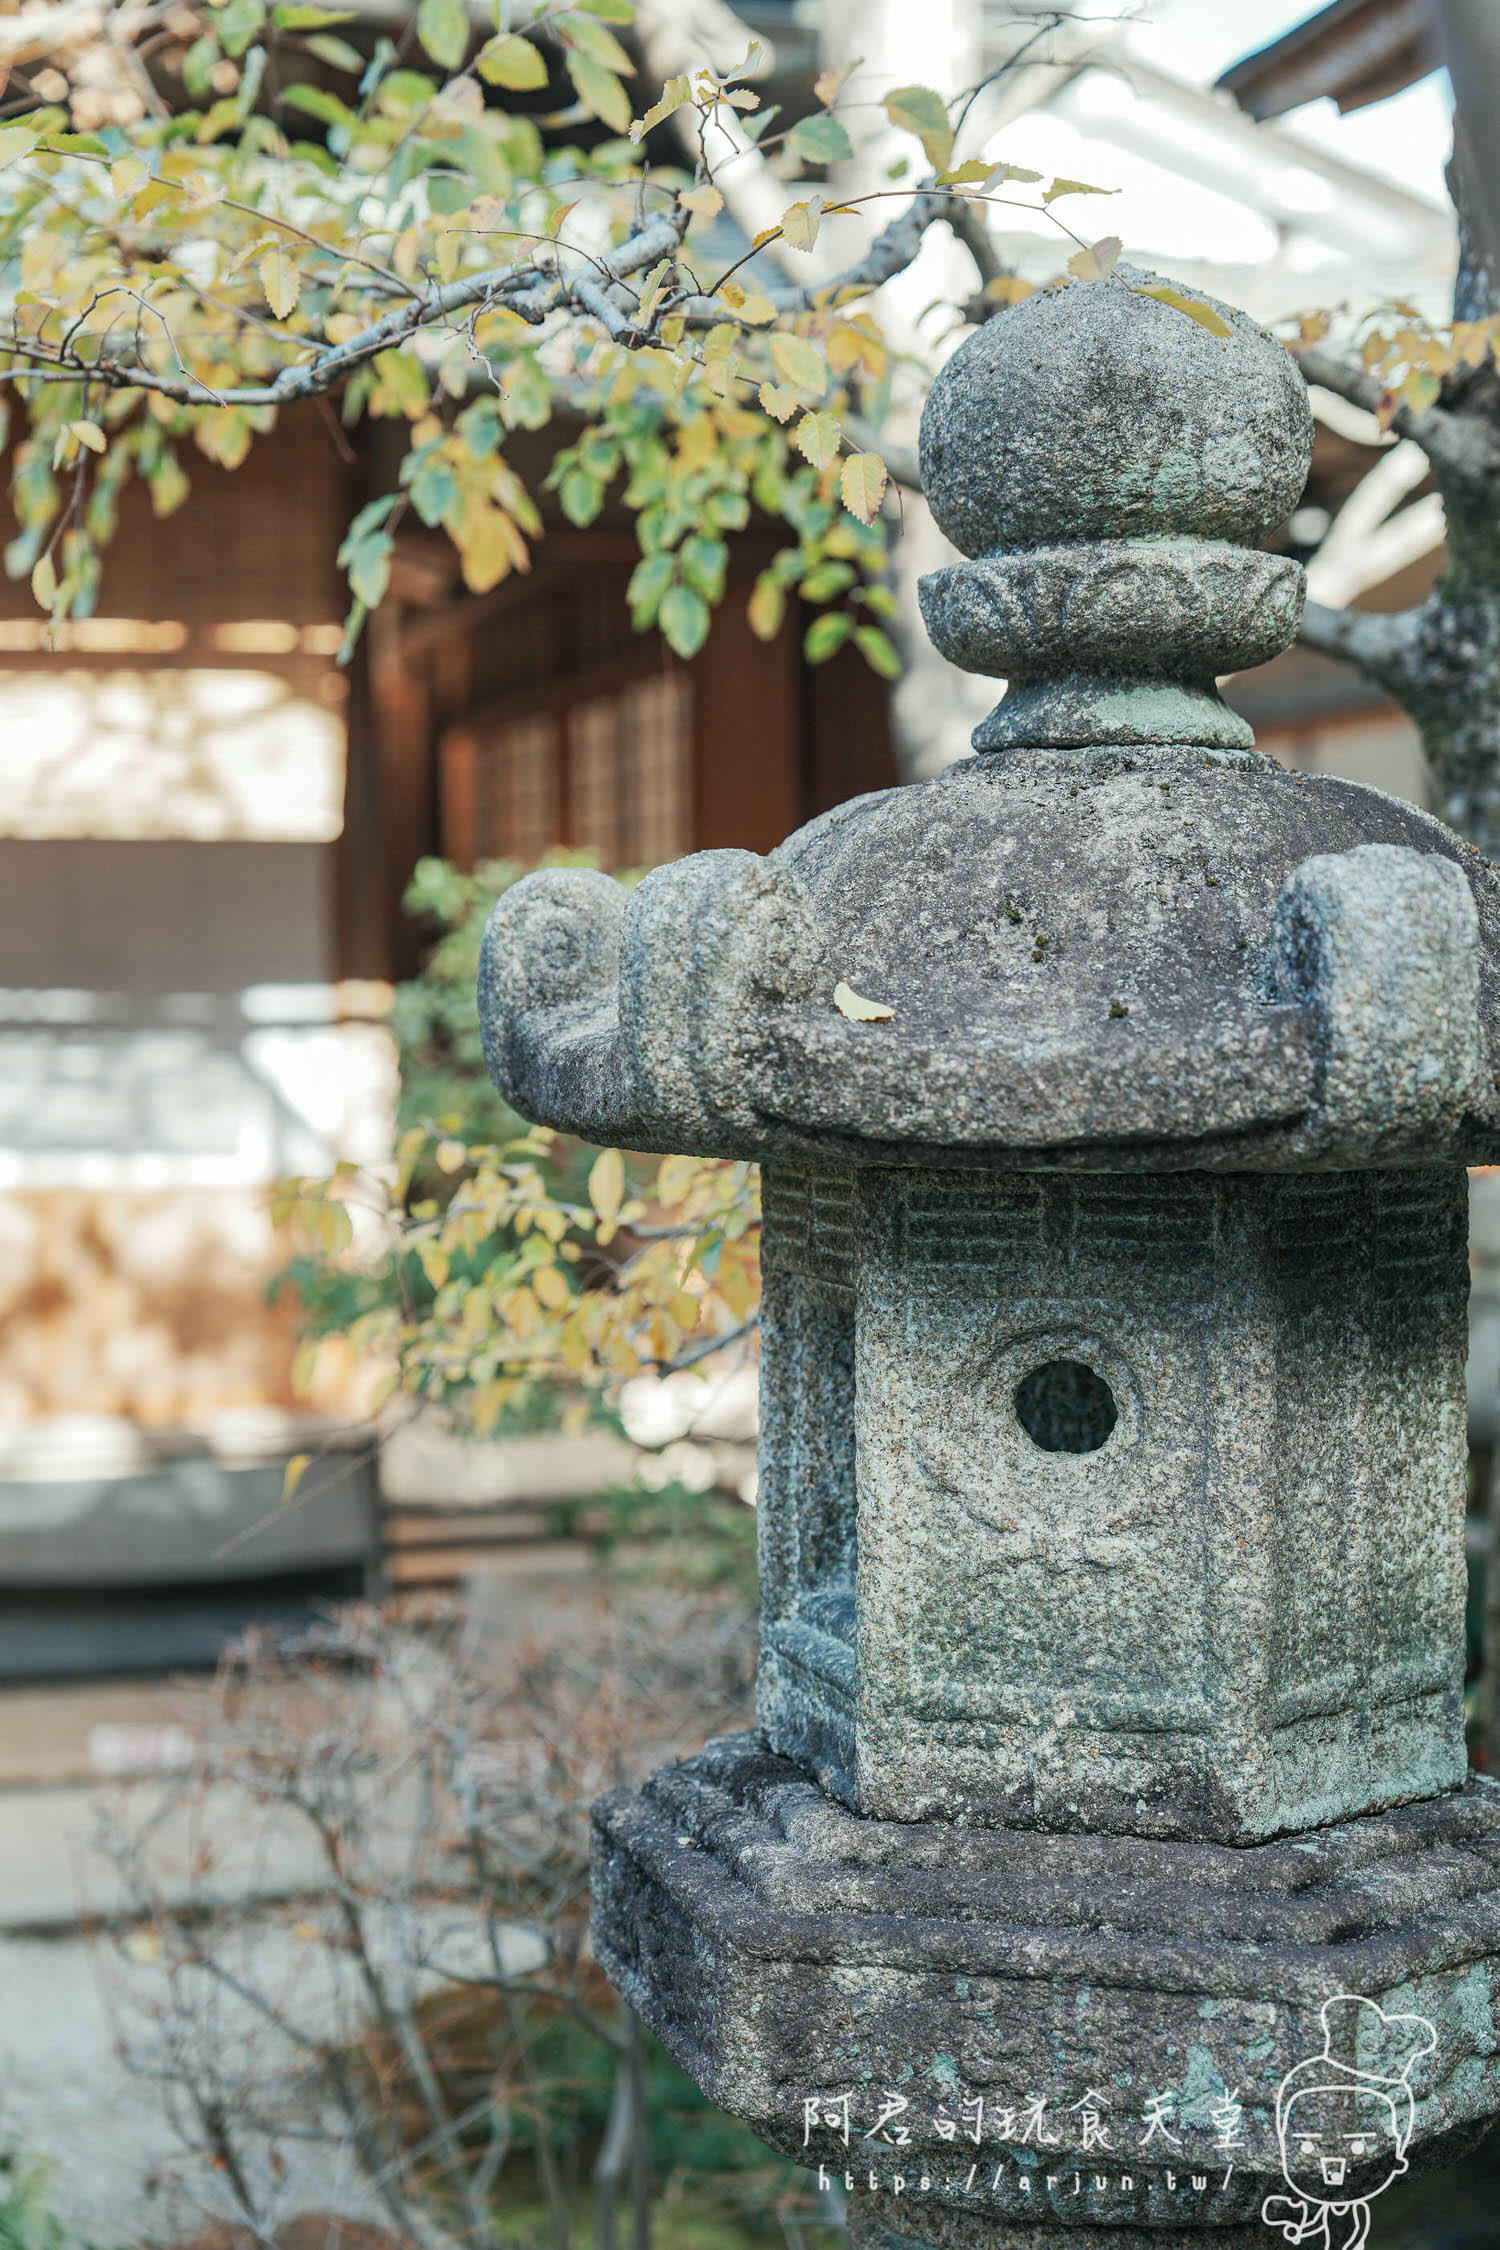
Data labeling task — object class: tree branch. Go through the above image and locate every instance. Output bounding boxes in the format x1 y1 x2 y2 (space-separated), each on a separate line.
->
1294 343 1500 489
2 208 690 410
1297 596 1426 688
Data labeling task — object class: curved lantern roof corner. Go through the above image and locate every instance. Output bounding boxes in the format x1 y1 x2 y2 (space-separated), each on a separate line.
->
478 270 1500 1173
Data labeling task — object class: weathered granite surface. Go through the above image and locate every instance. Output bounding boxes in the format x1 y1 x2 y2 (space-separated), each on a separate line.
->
757 1162 1469 1842
478 269 1500 2247
592 1738 1500 2233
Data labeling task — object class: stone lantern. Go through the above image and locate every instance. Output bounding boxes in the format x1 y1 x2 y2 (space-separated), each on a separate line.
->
478 273 1500 2249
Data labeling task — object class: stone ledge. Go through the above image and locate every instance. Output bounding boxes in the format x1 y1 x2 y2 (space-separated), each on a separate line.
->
590 1736 1500 2228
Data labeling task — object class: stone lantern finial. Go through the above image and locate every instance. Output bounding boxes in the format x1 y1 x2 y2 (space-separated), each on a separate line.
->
917 272 1312 750
479 271 1500 2250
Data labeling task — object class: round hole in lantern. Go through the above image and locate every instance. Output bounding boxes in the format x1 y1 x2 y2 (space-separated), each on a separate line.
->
1014 1358 1118 1455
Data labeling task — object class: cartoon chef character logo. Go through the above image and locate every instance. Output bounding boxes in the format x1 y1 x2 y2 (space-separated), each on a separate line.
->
1262 1993 1437 2249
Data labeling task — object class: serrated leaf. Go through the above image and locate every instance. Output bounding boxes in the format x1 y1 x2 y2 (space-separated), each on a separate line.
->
680 182 722 218
1133 285 1231 337
792 113 853 165
1043 175 1114 205
833 978 894 1022
660 581 710 658
1067 233 1121 283
589 1146 625 1225
259 246 299 319
417 0 468 70
840 450 887 524
568 50 631 131
781 197 823 253
768 331 826 395
813 61 854 106
758 380 800 422
478 33 549 88
795 410 841 470
631 71 690 140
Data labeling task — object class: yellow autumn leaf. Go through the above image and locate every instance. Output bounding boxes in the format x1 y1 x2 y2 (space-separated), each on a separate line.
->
259 247 299 320
813 60 853 106
781 198 823 254
631 71 692 141
477 32 549 89
1067 234 1122 283
768 331 826 395
1133 285 1231 338
283 1452 312 1501
589 1146 625 1224
840 451 887 525
533 1263 571 1311
758 380 800 423
795 410 841 471
30 553 56 608
681 183 723 219
418 1240 449 1291
68 418 107 453
1042 176 1115 206
656 1153 699 1208
833 979 895 1022
435 1137 467 1174
735 292 777 326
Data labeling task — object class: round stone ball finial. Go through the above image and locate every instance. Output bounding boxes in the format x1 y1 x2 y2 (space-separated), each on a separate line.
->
916 269 1315 753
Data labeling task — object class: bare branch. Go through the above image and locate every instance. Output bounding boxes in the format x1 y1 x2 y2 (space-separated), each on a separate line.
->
1297 597 1427 688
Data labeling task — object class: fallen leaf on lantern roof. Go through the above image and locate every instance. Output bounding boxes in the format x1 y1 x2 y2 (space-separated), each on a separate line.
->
834 980 895 1022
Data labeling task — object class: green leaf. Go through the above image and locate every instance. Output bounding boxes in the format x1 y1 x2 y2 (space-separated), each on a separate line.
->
568 51 632 132
791 113 852 165
417 0 469 70
272 4 356 25
1132 284 1231 337
279 81 356 126
303 34 364 71
660 582 710 659
0 127 38 169
680 534 728 602
478 33 549 89
804 611 852 663
854 624 901 678
799 561 855 601
560 466 604 525
768 332 826 396
576 0 635 17
217 0 266 59
627 550 675 622
882 83 952 167
562 15 635 73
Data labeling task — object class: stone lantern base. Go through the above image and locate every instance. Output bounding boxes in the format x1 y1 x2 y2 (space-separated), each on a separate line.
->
845 2203 1269 2249
591 1736 1500 2244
